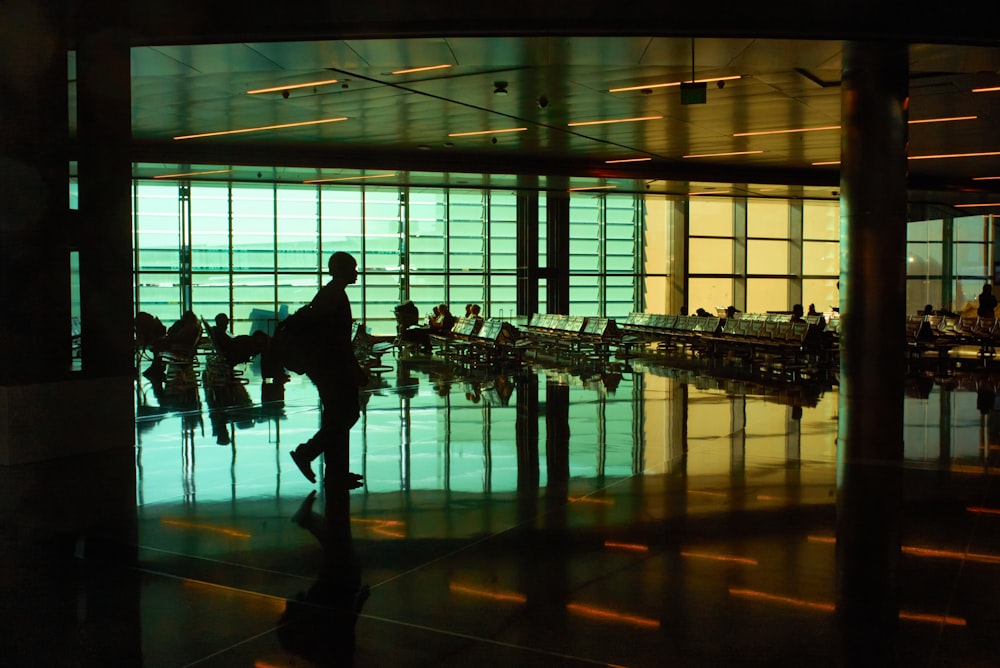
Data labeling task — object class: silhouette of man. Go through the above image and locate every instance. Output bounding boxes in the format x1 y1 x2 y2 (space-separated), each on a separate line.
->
290 252 368 487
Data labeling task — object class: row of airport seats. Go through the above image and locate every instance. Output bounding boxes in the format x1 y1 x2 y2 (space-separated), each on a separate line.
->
619 311 837 364
519 314 622 360
430 315 521 363
907 314 1000 356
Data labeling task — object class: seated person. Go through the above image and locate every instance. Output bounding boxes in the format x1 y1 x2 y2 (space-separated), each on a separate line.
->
142 310 201 381
165 310 202 350
395 301 420 332
135 311 167 351
429 303 456 331
791 303 805 322
396 301 431 351
806 303 826 329
210 313 269 365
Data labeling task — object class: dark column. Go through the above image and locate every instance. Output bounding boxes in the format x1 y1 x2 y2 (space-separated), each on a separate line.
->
545 381 570 497
516 177 539 318
515 372 539 493
0 0 70 383
545 180 570 315
836 40 908 667
77 2 134 377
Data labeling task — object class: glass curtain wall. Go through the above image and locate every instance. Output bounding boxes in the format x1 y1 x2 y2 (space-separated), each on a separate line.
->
906 214 993 315
135 177 873 332
134 181 525 335
687 196 842 316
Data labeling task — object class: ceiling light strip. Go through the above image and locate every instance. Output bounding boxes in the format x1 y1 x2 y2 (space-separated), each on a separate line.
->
448 127 527 137
908 115 977 124
174 117 348 140
153 169 233 179
605 157 653 164
568 115 663 127
955 202 1000 208
684 150 763 158
972 176 1000 181
734 125 840 137
972 86 1000 93
391 64 453 75
304 173 397 184
569 185 617 192
910 150 1000 160
609 75 741 93
246 79 339 94
736 116 976 137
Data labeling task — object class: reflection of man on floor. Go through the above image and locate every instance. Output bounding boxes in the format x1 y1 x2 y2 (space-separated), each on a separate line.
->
280 488 368 663
290 252 369 488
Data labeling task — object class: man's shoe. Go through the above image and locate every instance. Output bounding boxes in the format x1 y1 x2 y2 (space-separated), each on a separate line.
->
290 448 316 483
325 471 364 490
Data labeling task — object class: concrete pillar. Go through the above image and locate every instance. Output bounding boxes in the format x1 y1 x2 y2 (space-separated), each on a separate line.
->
546 180 570 315
0 0 134 464
836 40 909 666
516 177 540 319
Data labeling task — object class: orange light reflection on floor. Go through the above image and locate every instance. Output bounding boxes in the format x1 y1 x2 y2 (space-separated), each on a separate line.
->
811 535 1000 565
967 506 1000 515
568 495 614 505
902 545 1000 565
899 611 967 626
352 518 406 538
449 583 527 604
681 551 758 566
603 540 649 553
566 603 661 628
160 518 251 539
729 587 835 612
730 588 968 626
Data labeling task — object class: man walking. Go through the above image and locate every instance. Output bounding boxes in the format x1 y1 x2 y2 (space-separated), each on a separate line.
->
290 251 369 487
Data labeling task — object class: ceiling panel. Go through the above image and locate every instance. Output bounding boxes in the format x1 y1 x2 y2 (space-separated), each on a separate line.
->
115 35 1000 206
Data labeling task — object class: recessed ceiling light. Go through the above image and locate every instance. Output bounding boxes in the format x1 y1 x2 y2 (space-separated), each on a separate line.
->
609 75 741 94
683 150 764 158
391 64 453 75
910 151 1000 160
448 127 527 137
909 115 977 124
174 117 348 140
735 126 840 137
246 79 339 94
303 173 397 184
153 169 232 179
568 115 662 127
735 116 976 136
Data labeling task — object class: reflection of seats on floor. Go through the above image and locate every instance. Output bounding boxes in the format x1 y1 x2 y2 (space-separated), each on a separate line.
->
352 322 394 378
200 317 252 386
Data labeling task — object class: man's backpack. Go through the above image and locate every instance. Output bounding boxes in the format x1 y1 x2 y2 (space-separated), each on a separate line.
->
272 305 320 374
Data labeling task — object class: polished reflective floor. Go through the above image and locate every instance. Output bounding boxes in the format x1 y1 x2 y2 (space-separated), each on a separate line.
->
4 351 1000 667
